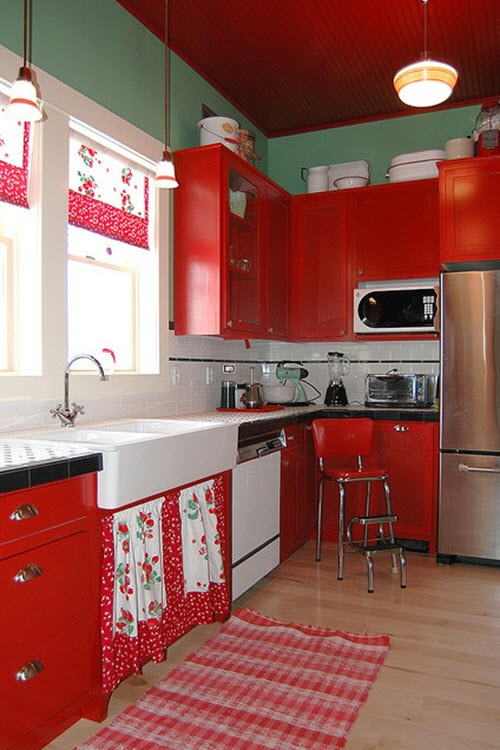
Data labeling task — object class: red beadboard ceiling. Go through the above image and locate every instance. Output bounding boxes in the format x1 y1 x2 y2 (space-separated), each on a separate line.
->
116 0 500 137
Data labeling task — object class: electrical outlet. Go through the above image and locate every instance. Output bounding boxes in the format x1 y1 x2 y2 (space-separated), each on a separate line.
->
170 365 181 386
222 363 236 374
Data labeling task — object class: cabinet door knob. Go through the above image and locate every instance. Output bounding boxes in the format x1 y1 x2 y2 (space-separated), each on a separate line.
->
227 320 233 328
10 503 39 521
338 329 346 336
16 660 44 682
282 459 289 468
393 424 409 432
358 269 364 275
14 563 44 583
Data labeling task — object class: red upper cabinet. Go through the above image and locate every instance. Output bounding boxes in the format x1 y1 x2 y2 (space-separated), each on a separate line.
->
174 144 289 339
354 179 440 280
439 156 500 266
265 184 289 339
290 191 350 340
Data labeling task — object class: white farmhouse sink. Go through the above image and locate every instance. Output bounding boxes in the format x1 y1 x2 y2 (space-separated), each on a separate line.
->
21 419 238 510
94 419 217 435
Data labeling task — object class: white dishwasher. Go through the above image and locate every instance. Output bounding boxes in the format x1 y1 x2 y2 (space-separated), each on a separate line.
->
231 429 284 601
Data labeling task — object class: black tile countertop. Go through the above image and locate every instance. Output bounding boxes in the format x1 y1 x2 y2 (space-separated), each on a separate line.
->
179 403 439 440
0 440 102 495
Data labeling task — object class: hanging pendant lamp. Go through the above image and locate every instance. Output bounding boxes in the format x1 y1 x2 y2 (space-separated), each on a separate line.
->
155 0 178 189
393 0 458 108
7 0 43 121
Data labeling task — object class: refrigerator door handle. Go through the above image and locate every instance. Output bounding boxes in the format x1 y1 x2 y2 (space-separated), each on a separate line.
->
458 462 500 474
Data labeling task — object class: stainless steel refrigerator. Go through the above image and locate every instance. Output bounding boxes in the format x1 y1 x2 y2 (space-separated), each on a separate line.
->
439 269 500 564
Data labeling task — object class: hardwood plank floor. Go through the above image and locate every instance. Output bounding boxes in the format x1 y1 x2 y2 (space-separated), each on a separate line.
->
45 543 500 749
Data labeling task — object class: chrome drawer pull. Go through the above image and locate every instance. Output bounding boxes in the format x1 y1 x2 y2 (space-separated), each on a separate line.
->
458 463 500 474
16 660 44 682
393 424 409 432
14 563 44 583
10 503 39 521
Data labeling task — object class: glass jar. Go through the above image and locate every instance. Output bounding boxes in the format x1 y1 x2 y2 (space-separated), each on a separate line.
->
474 100 500 156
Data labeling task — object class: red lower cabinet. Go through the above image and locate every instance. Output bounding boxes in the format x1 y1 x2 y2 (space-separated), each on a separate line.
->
280 424 316 562
310 419 438 553
0 474 103 750
374 421 438 553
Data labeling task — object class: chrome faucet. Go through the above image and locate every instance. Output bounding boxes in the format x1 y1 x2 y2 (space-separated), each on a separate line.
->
50 354 108 427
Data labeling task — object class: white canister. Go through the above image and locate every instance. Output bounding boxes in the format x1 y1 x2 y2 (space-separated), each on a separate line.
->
198 117 240 153
303 165 329 193
445 137 474 160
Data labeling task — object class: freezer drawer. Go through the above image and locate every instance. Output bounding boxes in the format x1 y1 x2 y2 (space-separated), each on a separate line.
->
439 452 500 561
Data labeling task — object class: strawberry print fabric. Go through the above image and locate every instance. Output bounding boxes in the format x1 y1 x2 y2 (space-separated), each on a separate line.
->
68 131 150 248
0 93 31 208
179 480 226 594
101 476 229 694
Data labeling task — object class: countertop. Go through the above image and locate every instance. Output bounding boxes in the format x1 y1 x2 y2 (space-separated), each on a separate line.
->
0 403 437 494
0 438 103 494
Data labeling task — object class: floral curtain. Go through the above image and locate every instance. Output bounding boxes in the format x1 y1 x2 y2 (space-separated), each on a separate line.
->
68 130 150 249
0 92 31 208
101 475 229 694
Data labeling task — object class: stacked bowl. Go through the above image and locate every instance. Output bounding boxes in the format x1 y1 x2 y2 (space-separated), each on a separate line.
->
386 149 446 183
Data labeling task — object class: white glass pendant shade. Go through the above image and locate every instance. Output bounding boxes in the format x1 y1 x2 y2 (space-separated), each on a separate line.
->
7 69 43 121
154 151 179 189
394 59 458 107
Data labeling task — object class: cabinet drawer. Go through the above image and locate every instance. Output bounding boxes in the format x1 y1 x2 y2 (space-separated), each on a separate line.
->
0 618 92 750
1 531 91 652
0 477 88 544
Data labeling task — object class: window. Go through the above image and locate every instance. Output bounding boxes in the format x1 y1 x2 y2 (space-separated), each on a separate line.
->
0 237 12 370
67 122 159 374
0 86 40 377
0 43 169 400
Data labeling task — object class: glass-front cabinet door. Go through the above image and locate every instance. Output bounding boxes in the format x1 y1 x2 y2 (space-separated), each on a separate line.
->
224 168 263 334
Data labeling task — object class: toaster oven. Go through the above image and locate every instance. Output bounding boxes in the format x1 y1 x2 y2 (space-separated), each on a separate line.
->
365 373 434 407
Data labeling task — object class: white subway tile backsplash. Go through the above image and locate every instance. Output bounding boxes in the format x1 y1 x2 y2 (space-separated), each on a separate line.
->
0 332 440 433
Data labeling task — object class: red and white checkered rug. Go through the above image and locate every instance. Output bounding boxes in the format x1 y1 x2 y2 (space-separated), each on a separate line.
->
77 608 389 750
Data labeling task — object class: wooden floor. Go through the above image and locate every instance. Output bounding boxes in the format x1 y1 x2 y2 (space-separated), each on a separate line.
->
46 543 500 749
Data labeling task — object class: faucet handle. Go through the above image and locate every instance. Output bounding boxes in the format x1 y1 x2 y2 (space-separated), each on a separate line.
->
71 402 85 416
50 405 63 419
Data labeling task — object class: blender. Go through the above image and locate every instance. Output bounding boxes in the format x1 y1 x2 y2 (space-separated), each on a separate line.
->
324 351 350 406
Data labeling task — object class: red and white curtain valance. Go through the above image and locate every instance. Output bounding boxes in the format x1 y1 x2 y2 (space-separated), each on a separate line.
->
68 130 151 249
0 92 31 208
100 475 230 694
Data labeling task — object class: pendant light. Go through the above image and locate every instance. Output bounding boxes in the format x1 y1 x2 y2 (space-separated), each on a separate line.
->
154 0 178 189
393 0 458 108
7 0 43 122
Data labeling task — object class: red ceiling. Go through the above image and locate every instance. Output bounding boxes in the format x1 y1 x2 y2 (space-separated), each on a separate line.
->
116 0 499 137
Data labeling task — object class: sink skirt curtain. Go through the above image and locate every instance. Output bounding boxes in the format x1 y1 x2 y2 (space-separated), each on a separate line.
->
100 475 229 694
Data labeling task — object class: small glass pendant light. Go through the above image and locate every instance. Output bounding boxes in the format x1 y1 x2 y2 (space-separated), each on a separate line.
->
7 0 43 122
155 0 178 189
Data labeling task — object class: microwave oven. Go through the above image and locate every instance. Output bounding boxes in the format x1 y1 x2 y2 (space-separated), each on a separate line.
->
365 373 435 407
354 283 439 334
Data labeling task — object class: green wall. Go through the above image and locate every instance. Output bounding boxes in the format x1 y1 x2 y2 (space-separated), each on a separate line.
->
0 0 268 170
268 106 479 193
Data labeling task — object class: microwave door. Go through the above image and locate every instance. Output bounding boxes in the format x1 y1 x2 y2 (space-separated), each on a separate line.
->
355 287 438 333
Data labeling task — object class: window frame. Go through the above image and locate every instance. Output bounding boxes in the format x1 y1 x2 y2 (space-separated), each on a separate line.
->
0 43 170 402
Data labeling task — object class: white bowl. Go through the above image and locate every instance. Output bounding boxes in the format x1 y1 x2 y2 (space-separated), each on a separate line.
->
387 160 441 183
390 149 446 167
333 176 369 190
262 384 297 403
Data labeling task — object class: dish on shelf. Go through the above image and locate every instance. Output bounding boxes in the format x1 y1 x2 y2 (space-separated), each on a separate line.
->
333 176 370 189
